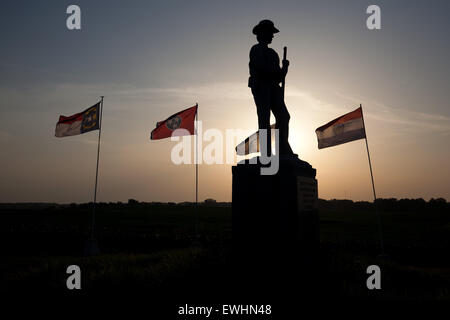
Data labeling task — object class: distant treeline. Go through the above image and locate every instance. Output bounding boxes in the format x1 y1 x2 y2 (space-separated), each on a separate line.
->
0 198 231 210
318 198 449 212
0 197 448 212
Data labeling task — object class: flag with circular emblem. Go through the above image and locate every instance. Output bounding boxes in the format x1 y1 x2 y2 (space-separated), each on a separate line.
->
55 102 101 137
150 104 198 140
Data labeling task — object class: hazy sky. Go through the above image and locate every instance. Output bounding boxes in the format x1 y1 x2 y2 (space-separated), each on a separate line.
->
1 0 449 203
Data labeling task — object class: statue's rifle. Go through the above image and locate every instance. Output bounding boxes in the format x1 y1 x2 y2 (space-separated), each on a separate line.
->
281 46 287 100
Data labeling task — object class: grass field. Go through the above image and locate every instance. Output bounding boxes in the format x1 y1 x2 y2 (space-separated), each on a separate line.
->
1 201 449 302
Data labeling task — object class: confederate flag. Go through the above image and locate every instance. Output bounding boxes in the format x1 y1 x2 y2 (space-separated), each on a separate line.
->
150 104 198 140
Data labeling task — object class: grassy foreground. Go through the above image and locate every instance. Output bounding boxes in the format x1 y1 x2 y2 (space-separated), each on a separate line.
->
1 201 449 302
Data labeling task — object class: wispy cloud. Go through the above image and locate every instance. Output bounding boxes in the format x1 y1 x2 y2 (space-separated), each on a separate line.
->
4 78 449 135
0 131 12 141
335 92 450 134
113 82 252 101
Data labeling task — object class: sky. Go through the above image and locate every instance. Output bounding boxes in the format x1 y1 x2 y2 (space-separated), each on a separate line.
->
1 0 449 203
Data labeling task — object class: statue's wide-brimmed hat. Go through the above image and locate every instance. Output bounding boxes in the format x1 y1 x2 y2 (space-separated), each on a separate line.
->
252 19 279 35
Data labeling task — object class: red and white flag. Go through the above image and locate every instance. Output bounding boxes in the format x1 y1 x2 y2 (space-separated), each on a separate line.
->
315 106 366 149
150 104 198 140
55 102 101 137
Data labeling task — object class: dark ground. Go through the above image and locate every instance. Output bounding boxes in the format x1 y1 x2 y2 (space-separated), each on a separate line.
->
0 199 449 313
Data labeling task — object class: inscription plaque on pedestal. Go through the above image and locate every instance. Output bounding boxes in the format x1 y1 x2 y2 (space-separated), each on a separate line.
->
297 177 318 211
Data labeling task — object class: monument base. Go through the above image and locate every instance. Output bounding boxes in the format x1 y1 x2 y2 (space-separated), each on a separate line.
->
232 155 319 269
84 238 100 256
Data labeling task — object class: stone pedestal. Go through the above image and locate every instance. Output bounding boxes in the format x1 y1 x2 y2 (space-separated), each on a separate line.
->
232 155 319 266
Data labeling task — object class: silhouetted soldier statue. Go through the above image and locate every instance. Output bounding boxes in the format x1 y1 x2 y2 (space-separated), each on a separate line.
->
249 19 294 156
233 21 318 291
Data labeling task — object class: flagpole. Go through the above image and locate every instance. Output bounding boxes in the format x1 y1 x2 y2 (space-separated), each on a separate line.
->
195 104 199 239
90 96 104 243
360 104 384 254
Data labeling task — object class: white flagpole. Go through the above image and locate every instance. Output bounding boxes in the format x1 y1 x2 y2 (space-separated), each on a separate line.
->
90 96 104 243
195 104 199 238
360 104 384 254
